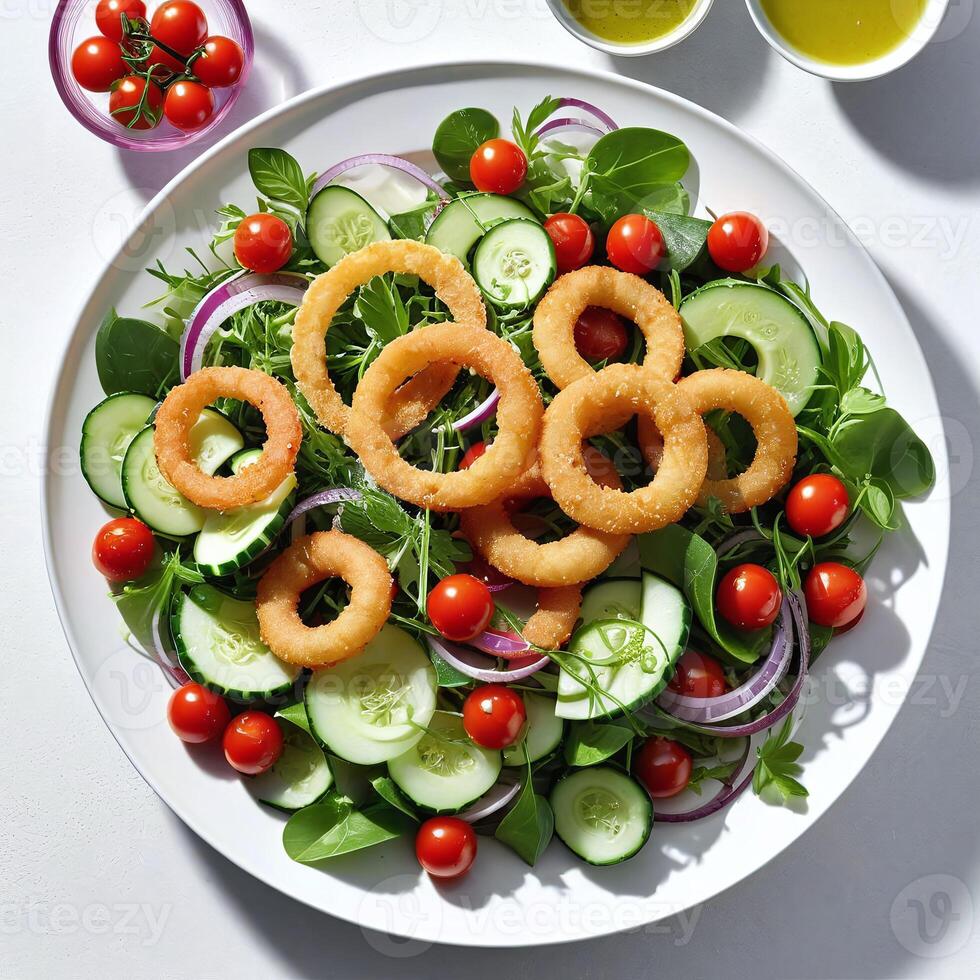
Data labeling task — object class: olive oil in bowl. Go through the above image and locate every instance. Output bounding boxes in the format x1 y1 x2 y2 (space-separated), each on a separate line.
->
562 0 699 46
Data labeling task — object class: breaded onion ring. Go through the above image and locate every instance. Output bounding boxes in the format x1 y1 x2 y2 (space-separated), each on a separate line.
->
638 413 729 481
523 585 583 650
346 322 543 511
291 240 487 438
539 364 707 535
459 449 629 588
154 366 301 510
532 266 684 389
255 530 392 668
675 368 798 513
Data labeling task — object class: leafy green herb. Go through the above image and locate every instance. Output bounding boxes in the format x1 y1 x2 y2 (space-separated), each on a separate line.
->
641 209 713 272
432 107 499 183
276 702 311 736
511 95 563 159
95 310 180 397
428 649 472 688
354 275 409 345
248 147 310 212
687 760 741 796
564 720 634 767
283 800 414 863
752 716 808 804
370 776 419 821
113 550 203 644
494 751 554 866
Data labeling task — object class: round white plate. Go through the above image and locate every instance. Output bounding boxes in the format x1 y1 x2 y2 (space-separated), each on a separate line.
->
42 62 949 948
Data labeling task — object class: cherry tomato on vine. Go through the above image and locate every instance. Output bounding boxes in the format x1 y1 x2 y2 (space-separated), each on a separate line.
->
716 563 782 631
416 817 477 879
223 711 283 775
92 517 154 581
427 574 494 642
458 441 487 470
804 562 867 629
95 0 146 41
150 0 208 55
668 650 729 699
233 213 293 273
544 212 594 272
193 35 245 88
469 139 527 195
634 738 693 799
167 682 230 743
573 306 629 363
109 75 164 130
147 45 186 77
71 36 128 92
163 79 215 130
605 214 665 275
707 212 769 273
463 685 526 749
786 474 850 538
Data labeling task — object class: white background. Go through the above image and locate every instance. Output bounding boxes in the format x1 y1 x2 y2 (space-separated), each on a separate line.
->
2 1 979 976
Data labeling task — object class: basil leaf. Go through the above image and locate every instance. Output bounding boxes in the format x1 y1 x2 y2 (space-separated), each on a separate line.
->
432 108 499 183
283 801 413 863
370 776 419 821
494 777 554 866
642 209 712 272
564 721 634 767
275 702 311 736
95 309 179 397
248 148 309 211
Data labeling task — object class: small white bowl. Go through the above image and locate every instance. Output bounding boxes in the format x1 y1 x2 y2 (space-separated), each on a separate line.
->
546 0 715 57
744 0 951 81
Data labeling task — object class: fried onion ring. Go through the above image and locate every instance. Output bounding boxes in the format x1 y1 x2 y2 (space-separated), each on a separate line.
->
539 364 707 534
523 585 583 650
255 530 393 668
532 266 684 389
346 322 543 510
638 413 729 481
154 366 301 510
291 240 487 439
674 368 798 513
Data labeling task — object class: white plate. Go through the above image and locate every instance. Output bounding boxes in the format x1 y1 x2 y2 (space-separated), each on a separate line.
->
42 62 949 948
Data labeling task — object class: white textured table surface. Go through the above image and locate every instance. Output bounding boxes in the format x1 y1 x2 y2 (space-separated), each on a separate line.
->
2 2 979 976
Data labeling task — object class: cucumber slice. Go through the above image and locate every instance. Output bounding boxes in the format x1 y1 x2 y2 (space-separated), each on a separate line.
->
250 721 334 812
425 193 535 264
172 584 301 701
307 185 391 267
305 625 437 765
229 448 262 474
80 392 156 509
472 218 556 310
679 280 821 416
388 711 501 814
551 767 652 865
502 691 566 767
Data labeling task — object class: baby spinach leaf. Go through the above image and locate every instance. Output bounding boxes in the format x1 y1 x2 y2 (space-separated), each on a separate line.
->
248 148 309 211
432 107 499 183
283 800 413 863
275 702 311 736
564 720 634 767
494 774 554 866
642 209 712 272
428 648 472 688
95 309 179 397
370 776 419 821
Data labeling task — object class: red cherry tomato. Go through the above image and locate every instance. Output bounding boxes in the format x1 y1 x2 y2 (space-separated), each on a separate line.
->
95 0 146 41
707 212 769 273
416 817 477 879
634 738 693 799
222 711 284 775
469 139 527 195
167 682 230 743
427 574 494 642
109 75 164 130
573 306 629 363
147 45 186 77
150 0 208 55
804 562 867 629
786 474 850 538
544 212 595 273
71 36 128 92
92 517 154 581
716 563 782 631
458 441 487 470
463 685 526 749
605 214 666 275
668 649 728 698
163 79 215 131
192 35 245 88
233 213 293 273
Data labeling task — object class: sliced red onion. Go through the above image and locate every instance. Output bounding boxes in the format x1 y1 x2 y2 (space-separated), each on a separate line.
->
457 777 521 824
150 606 190 689
452 389 499 433
180 272 309 380
284 488 361 528
554 97 619 132
428 636 549 683
715 528 765 557
534 117 606 142
310 154 446 200
656 744 756 823
469 629 531 659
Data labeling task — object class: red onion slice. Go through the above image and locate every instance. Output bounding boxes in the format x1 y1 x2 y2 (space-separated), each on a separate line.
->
452 389 499 433
428 636 549 683
457 777 521 824
534 117 606 142
553 97 619 132
469 629 531 659
310 154 447 200
656 743 756 823
283 488 361 528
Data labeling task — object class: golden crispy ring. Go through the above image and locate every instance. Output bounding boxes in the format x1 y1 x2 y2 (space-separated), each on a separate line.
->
638 413 729 481
523 586 583 650
675 369 798 513
291 240 487 439
459 449 630 587
154 366 300 510
540 364 707 535
346 322 543 511
255 530 393 668
532 266 685 389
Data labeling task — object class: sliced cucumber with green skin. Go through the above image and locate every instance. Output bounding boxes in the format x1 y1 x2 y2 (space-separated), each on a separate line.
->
307 185 391 267
551 767 652 866
556 573 690 721
472 218 556 310
388 711 501 814
172 584 301 701
229 448 262 474
80 392 156 509
305 625 437 765
250 721 333 812
425 193 535 264
679 279 821 416
502 691 566 767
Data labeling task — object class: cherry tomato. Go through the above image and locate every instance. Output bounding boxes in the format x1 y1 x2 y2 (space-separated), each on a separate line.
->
109 75 164 130
150 0 208 55
469 139 527 195
573 306 629 363
668 649 728 698
463 685 526 749
804 562 867 629
92 517 154 581
427 574 494 642
222 711 284 775
163 79 215 131
707 212 769 273
71 36 128 92
146 45 186 77
458 441 487 470
233 213 293 273
544 212 594 273
716 563 782 631
416 817 477 879
605 214 665 275
95 0 146 41
193 35 245 88
167 682 230 743
634 738 693 799
786 474 850 538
